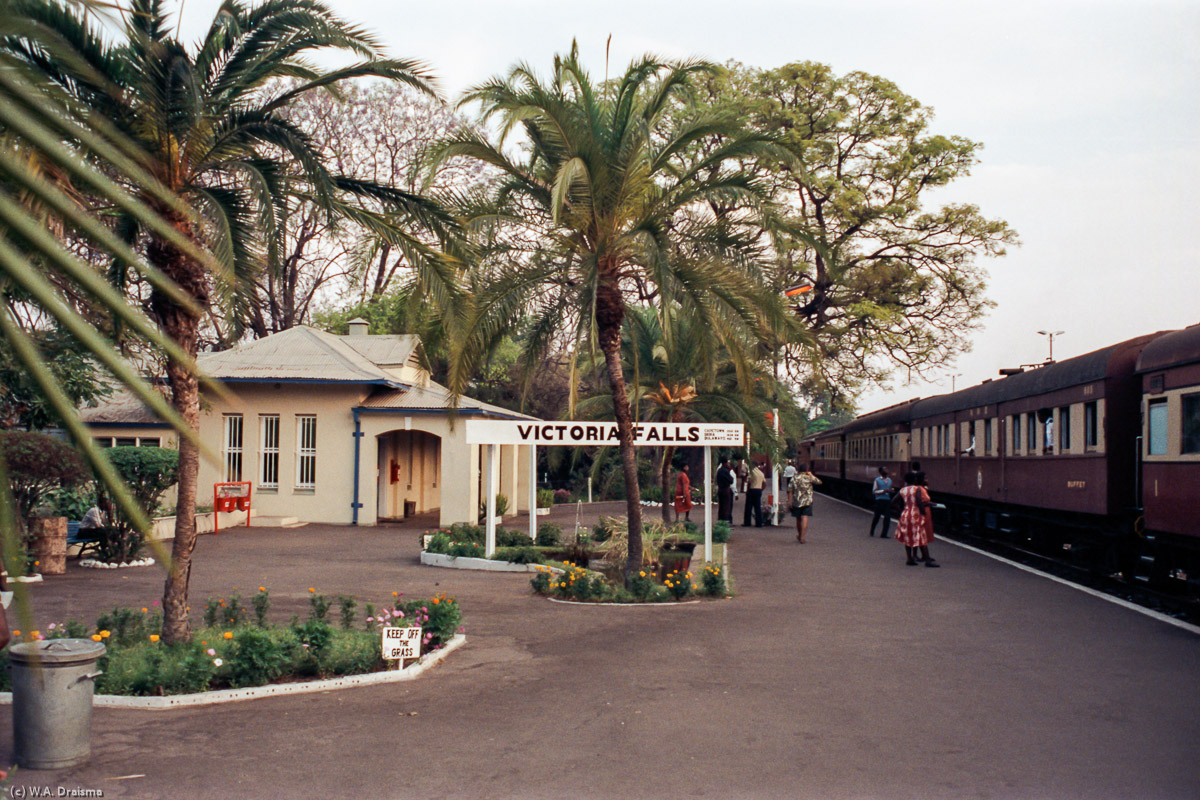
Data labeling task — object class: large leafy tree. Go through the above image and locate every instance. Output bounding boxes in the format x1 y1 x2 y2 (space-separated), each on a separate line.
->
577 306 800 521
692 62 1017 401
3 0 441 643
438 44 785 575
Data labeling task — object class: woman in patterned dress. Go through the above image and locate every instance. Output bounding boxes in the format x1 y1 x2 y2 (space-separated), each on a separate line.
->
789 462 822 543
895 471 939 567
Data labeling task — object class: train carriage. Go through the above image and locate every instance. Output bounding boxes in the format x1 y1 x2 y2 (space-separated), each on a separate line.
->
1137 324 1200 592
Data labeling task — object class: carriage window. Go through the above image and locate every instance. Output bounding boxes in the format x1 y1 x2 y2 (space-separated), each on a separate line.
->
1147 401 1168 456
1027 412 1037 452
1182 394 1200 454
1084 402 1099 450
1059 406 1071 452
985 419 993 455
1011 415 1021 454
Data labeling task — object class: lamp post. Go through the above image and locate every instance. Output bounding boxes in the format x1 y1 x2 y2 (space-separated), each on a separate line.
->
1037 330 1065 362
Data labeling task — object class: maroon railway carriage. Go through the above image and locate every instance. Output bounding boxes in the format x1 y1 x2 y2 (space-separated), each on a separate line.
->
910 334 1158 513
1137 323 1200 591
806 400 920 504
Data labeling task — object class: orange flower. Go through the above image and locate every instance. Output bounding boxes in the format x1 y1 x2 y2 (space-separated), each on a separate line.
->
258 586 266 592
90 634 101 642
141 607 148 613
10 630 19 637
223 631 233 639
149 635 160 642
432 598 440 605
308 587 315 593
100 630 111 638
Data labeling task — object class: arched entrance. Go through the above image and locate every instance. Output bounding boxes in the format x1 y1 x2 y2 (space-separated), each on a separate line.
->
376 429 442 520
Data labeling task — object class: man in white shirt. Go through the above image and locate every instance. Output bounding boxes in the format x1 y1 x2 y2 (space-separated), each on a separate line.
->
782 461 797 507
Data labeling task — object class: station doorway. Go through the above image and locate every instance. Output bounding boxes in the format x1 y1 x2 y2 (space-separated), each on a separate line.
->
376 429 441 520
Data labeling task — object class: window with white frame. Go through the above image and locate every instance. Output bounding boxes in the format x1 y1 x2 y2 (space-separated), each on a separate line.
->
259 414 280 489
1184 394 1200 455
223 414 243 481
296 415 317 489
1147 400 1168 456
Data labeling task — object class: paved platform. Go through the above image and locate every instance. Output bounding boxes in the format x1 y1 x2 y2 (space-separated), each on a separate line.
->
2 497 1198 799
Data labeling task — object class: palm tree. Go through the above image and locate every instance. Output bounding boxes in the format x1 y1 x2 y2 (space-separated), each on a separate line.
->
578 306 797 521
3 0 446 643
438 44 785 576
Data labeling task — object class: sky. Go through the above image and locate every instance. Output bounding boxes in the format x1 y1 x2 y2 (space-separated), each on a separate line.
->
174 0 1200 413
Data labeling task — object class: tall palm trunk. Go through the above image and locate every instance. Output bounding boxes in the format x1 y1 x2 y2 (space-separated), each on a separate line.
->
148 212 209 645
596 277 642 577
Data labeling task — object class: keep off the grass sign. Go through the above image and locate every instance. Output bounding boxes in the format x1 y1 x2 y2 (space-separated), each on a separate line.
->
382 626 421 660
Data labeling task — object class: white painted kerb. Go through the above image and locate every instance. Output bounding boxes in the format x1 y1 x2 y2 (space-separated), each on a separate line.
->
0 634 465 710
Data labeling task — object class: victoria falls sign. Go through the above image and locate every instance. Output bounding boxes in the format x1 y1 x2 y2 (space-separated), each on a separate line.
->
465 420 744 447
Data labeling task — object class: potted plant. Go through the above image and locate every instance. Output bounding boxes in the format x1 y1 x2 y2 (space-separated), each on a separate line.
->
536 488 554 516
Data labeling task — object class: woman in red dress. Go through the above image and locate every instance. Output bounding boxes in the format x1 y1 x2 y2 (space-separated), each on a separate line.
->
673 464 694 522
895 471 939 567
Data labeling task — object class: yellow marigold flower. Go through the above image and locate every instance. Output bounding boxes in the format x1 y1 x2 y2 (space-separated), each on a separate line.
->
100 630 111 638
30 630 39 638
10 630 18 636
149 635 160 642
308 587 315 593
90 634 101 642
259 586 266 592
142 607 149 613
223 631 233 639
432 598 440 604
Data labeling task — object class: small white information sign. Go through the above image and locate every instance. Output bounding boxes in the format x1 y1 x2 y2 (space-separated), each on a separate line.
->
381 626 422 660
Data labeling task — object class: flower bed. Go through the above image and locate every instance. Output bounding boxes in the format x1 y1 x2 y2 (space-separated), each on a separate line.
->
0 587 463 697
530 562 729 603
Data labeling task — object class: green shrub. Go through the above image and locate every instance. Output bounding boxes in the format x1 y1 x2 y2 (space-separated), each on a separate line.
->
628 569 662 601
318 629 382 676
492 546 541 564
536 522 562 546
228 627 296 688
96 641 216 696
530 569 552 594
295 619 333 655
664 569 693 601
447 522 484 543
712 520 732 544
424 531 452 553
496 527 534 547
95 606 160 647
701 564 727 596
338 595 357 629
422 595 462 647
447 541 485 558
641 485 663 503
252 588 270 627
537 488 554 508
42 485 95 520
308 593 332 622
94 446 179 564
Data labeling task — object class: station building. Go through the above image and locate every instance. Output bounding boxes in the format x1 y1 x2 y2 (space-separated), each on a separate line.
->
81 319 537 527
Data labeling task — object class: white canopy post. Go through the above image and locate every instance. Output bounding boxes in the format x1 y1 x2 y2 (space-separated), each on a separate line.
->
485 444 497 557
771 407 780 526
703 444 712 563
528 443 537 543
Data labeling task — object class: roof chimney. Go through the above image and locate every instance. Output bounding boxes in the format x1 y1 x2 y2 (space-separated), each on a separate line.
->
347 317 369 336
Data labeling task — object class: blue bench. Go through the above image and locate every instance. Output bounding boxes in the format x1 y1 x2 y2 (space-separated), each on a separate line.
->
66 522 101 557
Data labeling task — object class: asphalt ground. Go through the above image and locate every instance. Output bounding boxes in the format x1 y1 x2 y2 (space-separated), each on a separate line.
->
3 497 1198 799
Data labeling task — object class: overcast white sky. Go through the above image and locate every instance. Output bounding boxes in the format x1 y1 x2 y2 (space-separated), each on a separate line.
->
177 0 1200 413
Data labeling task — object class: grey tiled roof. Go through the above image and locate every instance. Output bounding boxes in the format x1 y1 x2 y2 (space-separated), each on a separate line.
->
359 382 536 419
196 326 403 384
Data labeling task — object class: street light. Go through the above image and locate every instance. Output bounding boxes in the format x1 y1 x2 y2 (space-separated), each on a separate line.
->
1037 330 1065 362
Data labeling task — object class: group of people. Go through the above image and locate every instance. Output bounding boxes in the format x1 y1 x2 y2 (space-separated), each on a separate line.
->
869 462 939 568
670 456 939 568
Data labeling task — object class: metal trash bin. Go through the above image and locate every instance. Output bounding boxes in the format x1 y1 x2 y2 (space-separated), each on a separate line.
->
9 639 106 769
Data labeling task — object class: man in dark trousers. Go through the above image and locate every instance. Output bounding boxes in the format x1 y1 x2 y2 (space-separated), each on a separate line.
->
744 461 765 527
716 459 734 522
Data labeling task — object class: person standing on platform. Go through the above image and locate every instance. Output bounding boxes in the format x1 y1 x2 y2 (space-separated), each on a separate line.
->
743 462 765 527
789 462 821 543
673 464 694 522
895 471 939 567
716 459 734 523
782 460 798 507
869 467 893 538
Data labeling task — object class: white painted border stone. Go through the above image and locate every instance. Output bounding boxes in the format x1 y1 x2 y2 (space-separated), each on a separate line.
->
420 552 543 572
0 634 465 711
